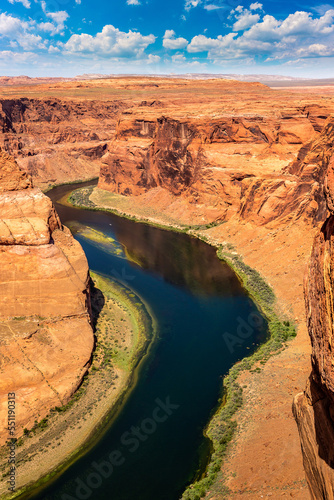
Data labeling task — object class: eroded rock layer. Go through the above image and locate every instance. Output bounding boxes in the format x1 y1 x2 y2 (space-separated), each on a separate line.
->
0 98 127 188
99 105 334 228
0 151 94 444
293 118 334 499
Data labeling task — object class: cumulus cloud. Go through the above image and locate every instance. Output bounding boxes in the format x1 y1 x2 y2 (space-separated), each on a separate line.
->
0 13 31 36
163 30 188 49
187 34 221 52
64 25 156 58
17 32 45 50
8 0 31 8
297 43 334 56
147 54 160 63
250 2 262 10
233 11 260 30
172 53 187 63
39 22 59 35
127 0 141 4
39 1 69 34
48 44 61 53
185 0 202 11
187 6 334 64
0 13 46 49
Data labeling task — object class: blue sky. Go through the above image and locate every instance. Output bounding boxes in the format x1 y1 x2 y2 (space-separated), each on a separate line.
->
0 0 334 77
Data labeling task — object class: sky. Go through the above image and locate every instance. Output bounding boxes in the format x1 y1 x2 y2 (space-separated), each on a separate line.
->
0 0 334 77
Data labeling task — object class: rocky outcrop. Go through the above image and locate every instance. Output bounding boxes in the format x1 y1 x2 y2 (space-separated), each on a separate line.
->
238 119 334 227
99 108 334 227
0 151 94 444
0 98 127 189
293 118 334 498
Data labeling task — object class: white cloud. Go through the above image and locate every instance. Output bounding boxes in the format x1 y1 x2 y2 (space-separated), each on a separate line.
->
0 13 46 49
147 54 160 63
204 4 223 10
187 7 334 64
187 34 221 52
279 10 334 36
17 32 45 49
242 14 280 41
163 29 188 49
48 45 61 53
39 22 58 35
0 50 35 62
0 13 29 37
185 0 202 11
250 2 263 10
40 1 69 34
127 0 141 4
164 29 175 39
242 9 334 41
75 0 81 3
297 43 334 56
64 25 156 58
8 0 31 8
172 53 187 63
312 4 334 15
233 11 260 30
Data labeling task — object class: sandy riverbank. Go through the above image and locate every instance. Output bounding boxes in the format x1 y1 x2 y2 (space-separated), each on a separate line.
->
0 272 155 499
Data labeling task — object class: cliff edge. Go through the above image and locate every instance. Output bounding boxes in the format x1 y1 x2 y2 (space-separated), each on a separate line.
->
293 119 334 499
0 151 94 444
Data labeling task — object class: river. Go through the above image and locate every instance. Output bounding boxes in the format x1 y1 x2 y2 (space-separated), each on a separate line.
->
23 181 267 500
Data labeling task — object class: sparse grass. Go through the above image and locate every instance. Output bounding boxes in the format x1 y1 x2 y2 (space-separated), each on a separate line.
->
68 186 96 208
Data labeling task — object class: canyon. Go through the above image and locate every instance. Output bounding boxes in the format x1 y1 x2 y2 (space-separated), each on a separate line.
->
1 76 334 498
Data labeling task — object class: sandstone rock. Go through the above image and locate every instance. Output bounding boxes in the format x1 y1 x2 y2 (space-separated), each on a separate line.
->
293 118 334 498
99 110 334 228
0 151 94 444
0 98 127 188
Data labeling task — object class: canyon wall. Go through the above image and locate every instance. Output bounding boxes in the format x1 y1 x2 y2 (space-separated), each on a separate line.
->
0 151 94 444
293 120 334 499
0 98 126 189
99 106 332 227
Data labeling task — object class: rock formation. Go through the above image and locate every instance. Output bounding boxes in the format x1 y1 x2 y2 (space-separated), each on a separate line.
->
99 106 333 227
0 98 127 189
0 151 94 444
293 119 334 499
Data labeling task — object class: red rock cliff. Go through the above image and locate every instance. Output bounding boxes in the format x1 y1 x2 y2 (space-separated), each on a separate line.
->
0 151 94 444
0 98 126 189
98 106 332 227
293 118 334 499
